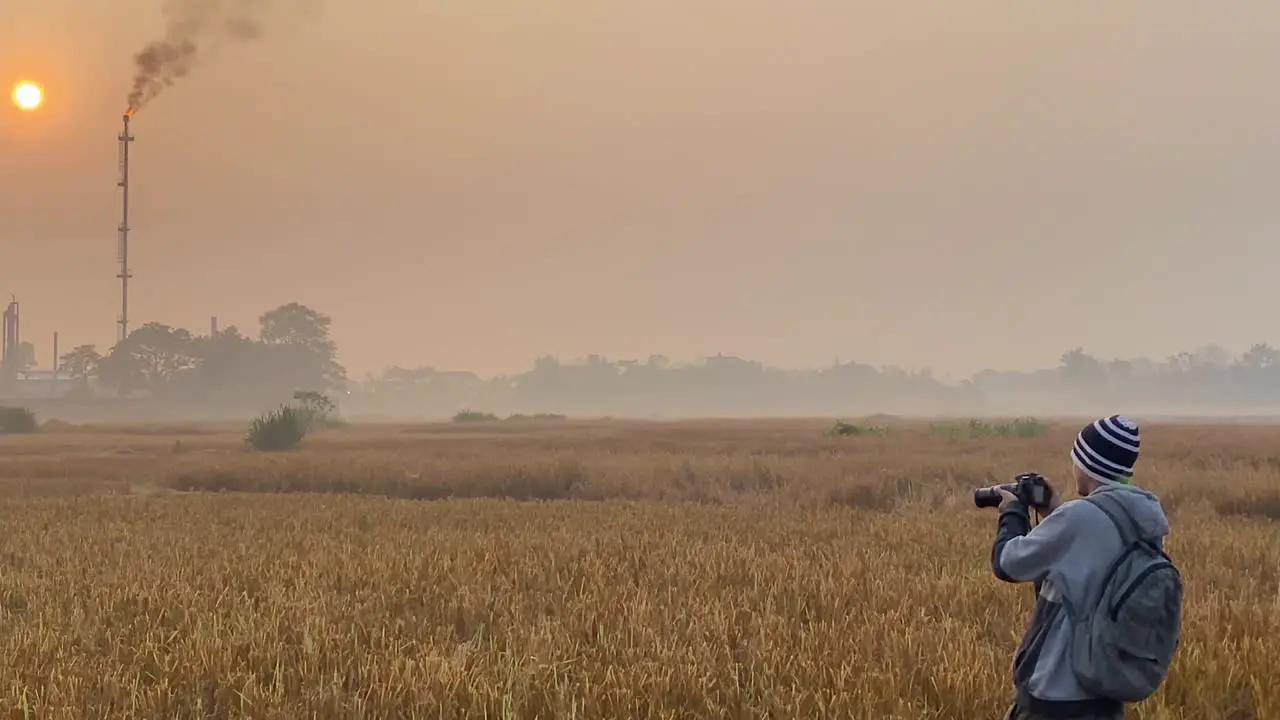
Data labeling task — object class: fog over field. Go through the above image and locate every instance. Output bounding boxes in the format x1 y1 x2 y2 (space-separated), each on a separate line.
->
5 3 1280 421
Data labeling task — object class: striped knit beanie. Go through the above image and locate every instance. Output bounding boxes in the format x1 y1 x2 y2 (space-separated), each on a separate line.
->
1071 414 1140 484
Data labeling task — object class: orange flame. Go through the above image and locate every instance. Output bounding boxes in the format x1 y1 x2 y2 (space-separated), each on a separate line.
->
125 106 136 119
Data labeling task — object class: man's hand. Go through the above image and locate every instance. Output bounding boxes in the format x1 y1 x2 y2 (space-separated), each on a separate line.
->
993 486 1020 510
1041 480 1063 515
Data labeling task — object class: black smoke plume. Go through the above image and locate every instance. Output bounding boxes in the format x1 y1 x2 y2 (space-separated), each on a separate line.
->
126 0 309 112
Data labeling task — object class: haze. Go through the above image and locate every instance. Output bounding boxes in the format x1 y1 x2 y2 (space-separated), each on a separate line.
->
4 1 1280 383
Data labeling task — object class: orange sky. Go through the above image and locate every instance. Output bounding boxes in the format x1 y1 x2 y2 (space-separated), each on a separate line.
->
4 1 1280 379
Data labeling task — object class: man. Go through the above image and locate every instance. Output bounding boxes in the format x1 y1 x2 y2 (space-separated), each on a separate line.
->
985 414 1171 720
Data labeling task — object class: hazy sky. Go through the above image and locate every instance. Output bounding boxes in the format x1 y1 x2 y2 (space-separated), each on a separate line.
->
3 2 1280 379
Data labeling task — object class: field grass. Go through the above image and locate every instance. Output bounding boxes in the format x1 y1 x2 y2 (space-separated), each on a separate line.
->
0 418 1275 718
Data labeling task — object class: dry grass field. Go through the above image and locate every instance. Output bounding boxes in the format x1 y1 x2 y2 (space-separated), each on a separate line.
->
0 417 1276 719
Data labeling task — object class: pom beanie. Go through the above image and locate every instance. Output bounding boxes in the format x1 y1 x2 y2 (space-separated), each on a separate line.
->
1071 414 1140 484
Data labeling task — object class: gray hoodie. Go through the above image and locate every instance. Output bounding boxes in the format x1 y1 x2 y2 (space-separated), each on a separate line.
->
991 483 1171 716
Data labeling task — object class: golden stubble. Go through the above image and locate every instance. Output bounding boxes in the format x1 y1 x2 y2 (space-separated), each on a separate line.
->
0 418 1274 718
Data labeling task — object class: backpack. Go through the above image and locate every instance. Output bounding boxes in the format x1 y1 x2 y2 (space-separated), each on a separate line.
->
1068 491 1183 703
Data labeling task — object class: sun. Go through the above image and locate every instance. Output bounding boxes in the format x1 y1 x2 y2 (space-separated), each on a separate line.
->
12 82 43 111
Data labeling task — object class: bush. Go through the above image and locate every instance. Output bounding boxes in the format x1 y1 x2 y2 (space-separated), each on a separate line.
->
246 404 308 451
0 406 37 434
961 417 1047 438
827 420 888 437
292 390 339 429
924 417 1047 439
453 410 500 423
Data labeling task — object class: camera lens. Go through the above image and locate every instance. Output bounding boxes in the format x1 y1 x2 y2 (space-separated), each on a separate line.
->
973 488 1001 508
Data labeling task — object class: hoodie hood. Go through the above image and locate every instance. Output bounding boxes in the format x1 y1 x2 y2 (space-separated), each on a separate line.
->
1088 482 1170 539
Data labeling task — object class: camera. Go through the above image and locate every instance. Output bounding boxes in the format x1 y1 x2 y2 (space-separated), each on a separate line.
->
974 472 1052 511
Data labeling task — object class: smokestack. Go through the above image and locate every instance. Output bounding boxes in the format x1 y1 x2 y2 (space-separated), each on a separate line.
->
52 331 59 396
2 298 19 369
118 113 134 343
211 316 218 336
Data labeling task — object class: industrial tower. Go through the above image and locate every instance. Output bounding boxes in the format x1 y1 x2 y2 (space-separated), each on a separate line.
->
117 111 134 343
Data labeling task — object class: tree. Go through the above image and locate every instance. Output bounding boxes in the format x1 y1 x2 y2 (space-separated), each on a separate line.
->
1106 359 1133 382
59 345 102 385
1058 347 1107 386
189 325 258 386
1192 343 1232 369
98 322 196 394
1240 343 1280 370
0 340 35 384
1163 351 1196 375
293 390 337 428
11 341 35 372
259 303 347 392
260 302 333 347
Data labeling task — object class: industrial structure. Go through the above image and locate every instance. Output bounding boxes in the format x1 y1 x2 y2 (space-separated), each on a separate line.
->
0 112 143 399
2 298 18 370
117 110 134 343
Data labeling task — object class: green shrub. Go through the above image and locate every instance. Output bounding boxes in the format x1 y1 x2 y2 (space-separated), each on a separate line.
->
966 417 1047 438
246 404 308 451
453 410 500 423
292 390 339 429
926 417 1047 439
827 420 888 437
507 413 567 421
0 406 37 434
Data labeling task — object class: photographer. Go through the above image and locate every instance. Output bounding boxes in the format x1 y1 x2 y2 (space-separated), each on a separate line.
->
983 415 1172 720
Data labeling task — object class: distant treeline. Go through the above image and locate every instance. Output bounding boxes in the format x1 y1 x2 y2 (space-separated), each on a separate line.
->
24 307 1280 418
13 302 346 418
354 344 1280 418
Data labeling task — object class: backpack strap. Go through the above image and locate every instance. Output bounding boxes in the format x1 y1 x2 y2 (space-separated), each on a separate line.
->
1081 491 1147 545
